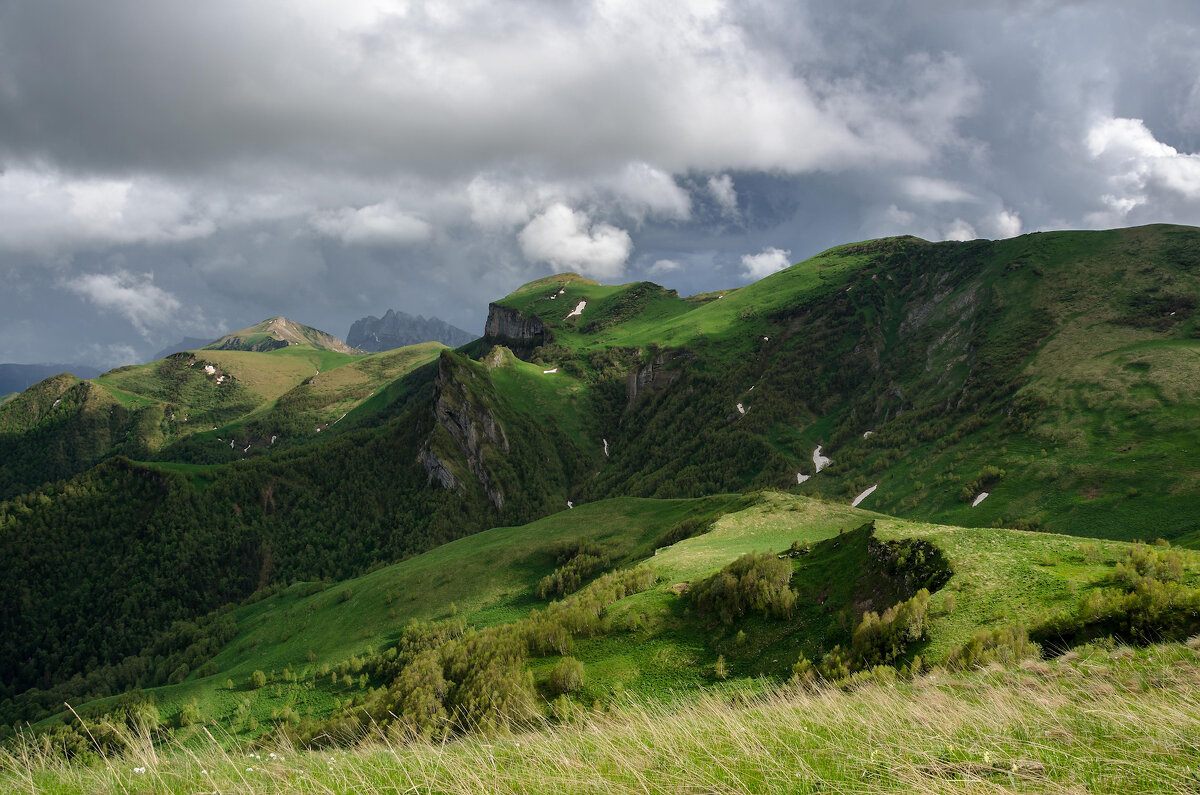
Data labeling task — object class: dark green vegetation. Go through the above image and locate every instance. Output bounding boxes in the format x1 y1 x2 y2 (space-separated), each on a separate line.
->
2 224 1200 768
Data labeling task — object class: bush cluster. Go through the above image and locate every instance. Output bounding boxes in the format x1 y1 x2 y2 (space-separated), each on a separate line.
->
690 552 796 624
792 589 932 687
280 566 654 746
944 624 1039 671
536 540 612 600
1035 542 1199 648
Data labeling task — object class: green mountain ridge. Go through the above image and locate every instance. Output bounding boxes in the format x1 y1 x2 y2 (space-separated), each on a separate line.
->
203 317 365 354
2 224 1200 762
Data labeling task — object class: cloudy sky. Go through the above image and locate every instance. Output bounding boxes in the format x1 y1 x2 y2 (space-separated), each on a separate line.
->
2 0 1199 366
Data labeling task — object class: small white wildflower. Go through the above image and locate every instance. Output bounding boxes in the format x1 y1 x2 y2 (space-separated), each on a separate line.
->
269 753 276 758
247 766 254 772
133 767 146 774
201 770 208 775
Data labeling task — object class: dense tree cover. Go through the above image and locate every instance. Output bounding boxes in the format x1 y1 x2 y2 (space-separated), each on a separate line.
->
0 401 496 724
0 606 236 730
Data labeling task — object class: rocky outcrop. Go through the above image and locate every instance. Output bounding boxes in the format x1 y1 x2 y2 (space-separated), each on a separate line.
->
418 353 509 509
417 446 460 491
626 351 691 405
213 336 289 353
483 304 547 347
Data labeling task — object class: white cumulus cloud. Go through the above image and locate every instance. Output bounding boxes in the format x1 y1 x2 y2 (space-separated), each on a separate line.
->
311 201 432 245
740 246 792 280
63 270 182 336
707 174 738 216
901 176 976 204
650 258 683 274
990 209 1023 239
1085 117 1200 225
942 219 978 241
0 168 215 255
605 163 691 223
518 204 632 280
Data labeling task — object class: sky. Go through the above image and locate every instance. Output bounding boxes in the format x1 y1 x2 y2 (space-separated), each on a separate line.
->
2 0 1199 367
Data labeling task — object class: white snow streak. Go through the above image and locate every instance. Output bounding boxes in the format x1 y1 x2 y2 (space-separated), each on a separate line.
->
851 484 878 507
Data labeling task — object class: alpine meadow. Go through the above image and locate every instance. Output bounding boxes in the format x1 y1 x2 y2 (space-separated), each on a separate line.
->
3 225 1200 792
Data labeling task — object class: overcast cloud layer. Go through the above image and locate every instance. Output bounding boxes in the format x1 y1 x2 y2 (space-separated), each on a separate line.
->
1 0 1199 366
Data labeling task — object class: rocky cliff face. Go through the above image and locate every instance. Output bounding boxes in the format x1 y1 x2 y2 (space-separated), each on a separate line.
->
483 304 547 346
348 309 476 352
626 351 691 405
418 353 509 509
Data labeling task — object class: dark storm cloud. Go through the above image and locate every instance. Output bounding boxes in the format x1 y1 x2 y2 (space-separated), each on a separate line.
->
0 0 1198 364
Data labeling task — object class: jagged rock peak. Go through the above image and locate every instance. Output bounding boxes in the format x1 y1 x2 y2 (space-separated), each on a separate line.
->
347 309 476 352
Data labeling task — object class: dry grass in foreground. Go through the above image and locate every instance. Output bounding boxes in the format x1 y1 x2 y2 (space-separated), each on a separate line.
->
5 640 1200 794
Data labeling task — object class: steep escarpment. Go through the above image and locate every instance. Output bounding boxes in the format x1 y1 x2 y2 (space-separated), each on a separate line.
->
483 303 547 348
418 348 596 518
420 352 511 509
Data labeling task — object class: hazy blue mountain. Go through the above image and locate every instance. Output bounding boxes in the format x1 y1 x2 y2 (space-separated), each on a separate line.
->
348 309 476 352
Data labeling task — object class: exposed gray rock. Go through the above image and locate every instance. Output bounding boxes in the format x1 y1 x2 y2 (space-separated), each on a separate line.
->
626 351 690 405
483 304 546 346
348 309 476 352
419 353 509 509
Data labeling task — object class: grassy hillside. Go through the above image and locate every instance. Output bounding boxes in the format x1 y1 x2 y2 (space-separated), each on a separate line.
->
491 225 1200 543
0 342 443 499
203 317 364 354
10 640 1200 793
25 489 1196 746
3 224 1200 784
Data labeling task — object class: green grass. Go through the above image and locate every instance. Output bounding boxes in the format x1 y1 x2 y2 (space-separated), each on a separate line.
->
11 640 1200 793
58 496 745 733
51 490 1199 739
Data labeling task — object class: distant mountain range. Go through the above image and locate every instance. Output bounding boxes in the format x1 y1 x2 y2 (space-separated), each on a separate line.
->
347 309 476 352
0 362 101 395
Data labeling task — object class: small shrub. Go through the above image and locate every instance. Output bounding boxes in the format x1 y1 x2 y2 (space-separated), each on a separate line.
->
537 540 613 600
1115 542 1183 587
945 624 1039 671
714 654 728 680
548 656 586 695
852 589 931 667
167 663 190 685
250 670 267 689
